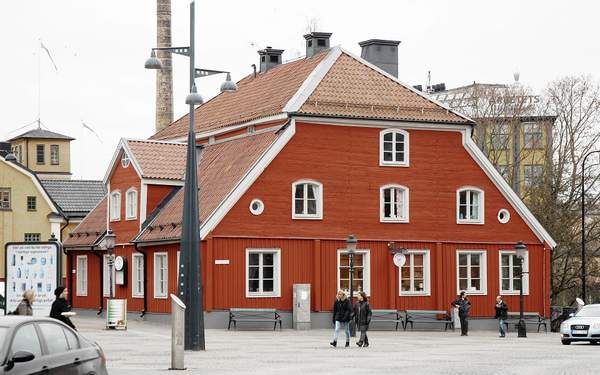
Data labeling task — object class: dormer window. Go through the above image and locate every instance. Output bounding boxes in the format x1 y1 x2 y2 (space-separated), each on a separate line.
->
292 180 323 219
110 190 121 221
121 153 130 168
457 187 484 224
380 129 409 167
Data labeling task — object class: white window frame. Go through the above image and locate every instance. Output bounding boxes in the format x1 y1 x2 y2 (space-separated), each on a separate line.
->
102 255 116 297
132 253 144 298
125 187 138 220
291 180 323 220
456 187 485 224
336 249 371 296
153 252 168 299
456 250 487 295
499 250 529 295
50 144 59 165
399 250 431 296
76 256 88 297
245 248 281 298
379 128 410 167
380 184 409 223
109 190 121 221
0 188 11 210
523 122 543 149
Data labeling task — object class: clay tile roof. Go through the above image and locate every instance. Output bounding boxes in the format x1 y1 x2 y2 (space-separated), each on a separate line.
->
298 52 470 123
149 51 328 140
126 140 187 180
63 196 107 247
136 129 280 242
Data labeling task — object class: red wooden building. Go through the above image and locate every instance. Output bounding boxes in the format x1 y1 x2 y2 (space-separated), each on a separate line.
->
63 34 555 326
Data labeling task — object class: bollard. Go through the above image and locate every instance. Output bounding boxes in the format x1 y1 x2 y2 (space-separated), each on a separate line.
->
170 294 186 370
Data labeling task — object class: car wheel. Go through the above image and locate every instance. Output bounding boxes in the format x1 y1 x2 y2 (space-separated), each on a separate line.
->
561 340 571 345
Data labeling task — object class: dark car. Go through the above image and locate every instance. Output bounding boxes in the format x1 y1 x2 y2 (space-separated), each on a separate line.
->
0 316 108 374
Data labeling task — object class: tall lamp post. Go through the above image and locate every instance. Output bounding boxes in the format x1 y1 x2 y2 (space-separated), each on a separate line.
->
515 241 528 338
346 234 358 337
144 0 237 351
104 230 116 299
581 150 600 304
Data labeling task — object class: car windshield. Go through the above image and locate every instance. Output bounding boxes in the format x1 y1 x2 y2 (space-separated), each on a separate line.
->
576 307 600 317
0 327 7 349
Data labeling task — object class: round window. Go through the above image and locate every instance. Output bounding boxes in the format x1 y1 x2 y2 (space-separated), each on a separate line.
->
121 154 130 168
249 199 264 215
497 209 510 224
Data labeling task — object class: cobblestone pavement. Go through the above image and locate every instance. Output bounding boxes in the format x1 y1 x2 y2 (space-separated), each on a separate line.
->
74 316 599 375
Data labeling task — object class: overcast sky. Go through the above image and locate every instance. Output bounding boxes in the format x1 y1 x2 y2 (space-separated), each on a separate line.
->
1 0 598 180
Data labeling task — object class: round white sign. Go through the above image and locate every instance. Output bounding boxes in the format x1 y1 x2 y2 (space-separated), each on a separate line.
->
114 256 125 271
393 253 406 267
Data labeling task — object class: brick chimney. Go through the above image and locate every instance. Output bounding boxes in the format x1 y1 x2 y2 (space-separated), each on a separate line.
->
258 47 284 73
155 0 173 133
358 39 401 78
304 32 332 58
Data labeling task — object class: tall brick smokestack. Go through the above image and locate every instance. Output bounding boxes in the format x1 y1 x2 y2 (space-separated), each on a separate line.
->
156 0 173 133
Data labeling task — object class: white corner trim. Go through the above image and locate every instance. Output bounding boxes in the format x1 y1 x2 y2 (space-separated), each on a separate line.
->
462 129 556 248
141 178 184 186
283 46 342 112
199 120 297 239
139 182 147 228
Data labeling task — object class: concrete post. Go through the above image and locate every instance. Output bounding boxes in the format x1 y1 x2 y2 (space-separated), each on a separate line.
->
170 294 186 370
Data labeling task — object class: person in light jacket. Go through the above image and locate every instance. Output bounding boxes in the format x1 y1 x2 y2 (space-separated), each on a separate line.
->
330 290 353 347
494 295 509 337
50 286 76 330
354 291 372 347
14 290 35 315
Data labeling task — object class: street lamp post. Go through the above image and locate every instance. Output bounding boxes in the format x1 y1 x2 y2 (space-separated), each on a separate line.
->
515 241 528 338
104 230 116 300
346 234 358 337
144 1 237 351
581 150 600 304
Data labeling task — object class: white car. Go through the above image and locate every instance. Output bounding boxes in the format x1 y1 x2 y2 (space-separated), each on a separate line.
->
560 304 600 345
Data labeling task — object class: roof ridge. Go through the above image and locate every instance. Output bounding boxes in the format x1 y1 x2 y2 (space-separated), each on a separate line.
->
127 138 186 145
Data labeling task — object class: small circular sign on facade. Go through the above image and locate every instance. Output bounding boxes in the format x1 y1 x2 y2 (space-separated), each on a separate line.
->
114 255 125 271
393 253 406 267
249 199 264 215
497 209 510 224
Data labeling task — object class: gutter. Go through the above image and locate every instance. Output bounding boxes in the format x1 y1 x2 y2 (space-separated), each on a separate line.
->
134 243 148 318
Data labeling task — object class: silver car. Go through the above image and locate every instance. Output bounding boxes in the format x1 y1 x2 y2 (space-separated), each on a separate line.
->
560 304 600 345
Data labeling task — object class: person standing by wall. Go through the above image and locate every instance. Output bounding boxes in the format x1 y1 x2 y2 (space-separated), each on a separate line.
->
452 291 471 336
330 290 352 347
354 291 372 347
494 295 508 337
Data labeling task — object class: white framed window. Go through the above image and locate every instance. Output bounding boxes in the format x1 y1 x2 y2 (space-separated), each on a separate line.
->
499 251 529 295
154 252 168 299
380 184 409 223
523 122 543 149
102 255 116 297
337 249 371 295
456 251 487 295
0 188 11 209
121 153 130 168
246 249 281 298
24 233 41 242
109 190 121 221
399 250 430 296
132 253 144 298
125 188 138 220
76 256 88 297
457 187 484 224
379 129 409 167
50 144 59 165
292 180 323 219
249 199 264 215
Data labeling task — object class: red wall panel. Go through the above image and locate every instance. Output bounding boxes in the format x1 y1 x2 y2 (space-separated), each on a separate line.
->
146 185 175 216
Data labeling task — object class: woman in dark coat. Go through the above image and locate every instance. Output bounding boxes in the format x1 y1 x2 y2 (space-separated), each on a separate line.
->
50 286 76 330
354 291 372 347
330 290 353 347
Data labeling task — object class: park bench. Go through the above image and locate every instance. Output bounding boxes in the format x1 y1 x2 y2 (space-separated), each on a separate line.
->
370 309 405 330
504 312 548 333
228 308 282 330
404 309 454 331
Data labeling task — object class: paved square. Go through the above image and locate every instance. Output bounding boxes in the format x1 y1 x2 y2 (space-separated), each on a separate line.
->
74 316 599 375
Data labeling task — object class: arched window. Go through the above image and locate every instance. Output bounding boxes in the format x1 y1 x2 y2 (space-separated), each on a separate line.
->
292 180 323 219
380 129 409 166
456 187 484 224
380 184 409 222
125 187 138 220
109 190 121 221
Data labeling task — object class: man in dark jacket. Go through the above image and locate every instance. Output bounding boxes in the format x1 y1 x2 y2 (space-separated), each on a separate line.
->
50 286 76 330
330 290 352 347
452 291 471 336
494 295 508 337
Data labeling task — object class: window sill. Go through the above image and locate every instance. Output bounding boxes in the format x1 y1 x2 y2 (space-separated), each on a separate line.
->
76 293 88 297
27 210 37 212
153 295 168 299
0 208 13 211
500 291 529 296
456 290 487 296
380 218 409 224
109 218 121 222
379 162 410 168
125 217 137 221
399 292 431 297
245 293 281 298
292 215 322 220
132 294 144 299
457 220 484 225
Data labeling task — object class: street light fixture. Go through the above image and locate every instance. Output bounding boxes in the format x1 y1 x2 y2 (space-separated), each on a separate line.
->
515 241 528 338
581 150 600 304
144 50 163 70
104 229 116 300
185 84 203 106
346 234 358 337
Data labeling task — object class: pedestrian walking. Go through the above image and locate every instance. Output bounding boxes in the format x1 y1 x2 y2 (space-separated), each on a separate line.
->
50 286 76 330
13 290 35 315
494 295 508 337
354 291 372 347
330 290 353 347
452 291 471 336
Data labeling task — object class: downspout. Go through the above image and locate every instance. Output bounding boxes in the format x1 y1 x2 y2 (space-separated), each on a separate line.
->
92 250 104 315
134 243 148 318
60 219 70 306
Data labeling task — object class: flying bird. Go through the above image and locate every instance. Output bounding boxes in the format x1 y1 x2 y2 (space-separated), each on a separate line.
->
81 121 103 143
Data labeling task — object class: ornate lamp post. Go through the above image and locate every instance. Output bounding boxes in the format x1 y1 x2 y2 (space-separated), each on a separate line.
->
144 0 237 351
103 229 116 299
515 241 528 338
346 234 358 337
581 150 600 304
